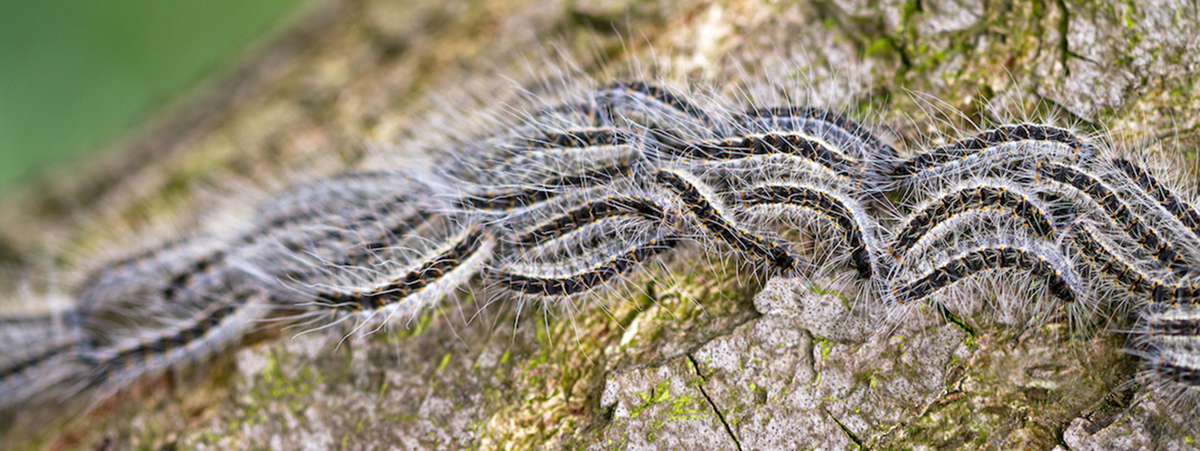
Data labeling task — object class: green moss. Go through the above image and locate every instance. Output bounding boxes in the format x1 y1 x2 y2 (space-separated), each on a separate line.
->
808 283 852 308
866 38 895 57
381 306 440 342
235 348 326 428
627 380 709 442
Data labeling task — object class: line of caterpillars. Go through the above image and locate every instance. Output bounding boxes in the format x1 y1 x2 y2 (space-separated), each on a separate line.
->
2 81 1198 415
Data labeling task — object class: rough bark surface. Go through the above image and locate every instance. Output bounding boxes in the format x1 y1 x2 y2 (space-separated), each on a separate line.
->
2 0 1198 449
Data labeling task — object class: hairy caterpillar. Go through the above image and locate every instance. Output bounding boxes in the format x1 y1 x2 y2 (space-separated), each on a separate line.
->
597 81 719 137
494 226 680 298
456 160 638 212
736 182 879 278
892 124 1096 193
890 179 1056 260
879 200 1087 328
733 106 898 196
1035 161 1195 275
1068 222 1164 298
303 226 493 315
0 310 79 408
508 194 672 246
1112 157 1200 240
659 133 861 183
651 168 803 273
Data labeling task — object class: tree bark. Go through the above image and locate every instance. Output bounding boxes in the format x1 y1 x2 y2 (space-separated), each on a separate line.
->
2 0 1197 449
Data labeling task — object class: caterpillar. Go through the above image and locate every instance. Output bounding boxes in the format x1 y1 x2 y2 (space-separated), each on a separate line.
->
0 309 79 407
1068 222 1162 296
303 226 494 315
652 168 803 273
1035 161 1195 275
892 124 1095 192
736 182 878 278
891 179 1056 259
889 236 1084 306
80 283 266 387
65 265 269 401
732 107 898 195
1132 303 1200 420
597 81 719 135
659 133 861 185
509 194 672 247
1111 158 1200 240
456 160 638 211
735 107 896 162
494 226 681 299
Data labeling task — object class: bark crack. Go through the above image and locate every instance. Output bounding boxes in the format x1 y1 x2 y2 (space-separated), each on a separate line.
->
935 303 977 337
687 354 743 451
1055 0 1071 76
826 408 867 450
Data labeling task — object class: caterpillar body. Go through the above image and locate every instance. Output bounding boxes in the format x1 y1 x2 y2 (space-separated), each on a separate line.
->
892 124 1096 194
737 182 879 278
891 178 1056 260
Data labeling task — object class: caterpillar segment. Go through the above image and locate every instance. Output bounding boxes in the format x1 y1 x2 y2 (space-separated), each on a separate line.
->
890 239 1083 306
1112 158 1200 240
304 226 495 316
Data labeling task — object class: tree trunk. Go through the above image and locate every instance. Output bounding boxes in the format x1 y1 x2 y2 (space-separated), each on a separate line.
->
2 0 1197 449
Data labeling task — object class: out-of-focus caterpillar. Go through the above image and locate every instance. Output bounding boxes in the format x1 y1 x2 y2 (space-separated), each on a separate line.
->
1 77 1197 433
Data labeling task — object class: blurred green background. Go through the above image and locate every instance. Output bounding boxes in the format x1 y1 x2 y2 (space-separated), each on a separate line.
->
0 0 313 190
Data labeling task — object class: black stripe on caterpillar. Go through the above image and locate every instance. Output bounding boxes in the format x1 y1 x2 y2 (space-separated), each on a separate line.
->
0 343 74 382
490 128 636 177
1147 350 1200 386
737 183 876 278
1129 303 1200 414
892 180 1055 259
78 291 252 376
1037 161 1192 276
893 124 1092 177
735 106 898 163
1068 224 1159 295
1111 158 1200 239
653 168 803 272
515 128 628 149
307 226 493 313
661 133 860 183
597 81 717 130
495 229 680 297
72 263 269 390
1147 313 1200 337
76 237 230 315
458 159 637 211
891 241 1082 305
253 171 418 231
511 195 671 246
892 124 1095 192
